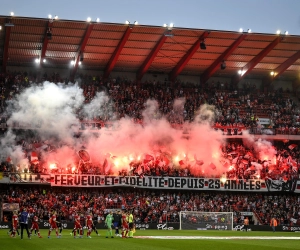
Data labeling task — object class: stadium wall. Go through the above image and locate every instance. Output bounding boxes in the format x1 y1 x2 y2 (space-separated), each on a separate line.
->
6 66 293 91
238 78 262 89
272 79 293 91
142 73 169 83
0 222 299 232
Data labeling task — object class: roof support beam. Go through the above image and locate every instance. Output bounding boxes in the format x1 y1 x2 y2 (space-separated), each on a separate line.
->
269 50 300 82
136 34 167 81
169 31 210 82
103 26 132 79
40 20 53 66
2 19 12 73
71 23 94 80
200 33 248 84
233 36 283 85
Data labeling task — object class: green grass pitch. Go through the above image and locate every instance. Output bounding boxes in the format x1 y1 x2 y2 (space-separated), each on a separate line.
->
1 229 300 250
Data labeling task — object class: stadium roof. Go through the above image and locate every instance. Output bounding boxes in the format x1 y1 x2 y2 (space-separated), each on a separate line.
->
1 16 300 83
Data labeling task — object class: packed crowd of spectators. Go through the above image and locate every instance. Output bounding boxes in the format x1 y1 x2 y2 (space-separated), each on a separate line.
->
1 186 300 227
1 71 300 182
1 71 300 134
78 75 300 134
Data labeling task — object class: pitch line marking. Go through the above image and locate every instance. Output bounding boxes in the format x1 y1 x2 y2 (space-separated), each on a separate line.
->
135 236 300 240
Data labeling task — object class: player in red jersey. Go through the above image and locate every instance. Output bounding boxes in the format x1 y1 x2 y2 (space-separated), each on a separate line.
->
121 211 129 238
72 213 83 238
85 213 93 238
48 211 60 238
30 214 42 238
10 210 19 238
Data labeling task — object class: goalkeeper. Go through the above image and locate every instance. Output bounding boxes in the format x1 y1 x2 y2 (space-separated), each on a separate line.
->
105 211 114 238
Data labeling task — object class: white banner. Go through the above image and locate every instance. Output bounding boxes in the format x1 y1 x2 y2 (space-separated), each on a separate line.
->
241 212 253 216
258 118 270 124
49 174 300 192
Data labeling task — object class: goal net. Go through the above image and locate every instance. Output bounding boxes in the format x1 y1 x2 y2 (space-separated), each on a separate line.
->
179 211 233 231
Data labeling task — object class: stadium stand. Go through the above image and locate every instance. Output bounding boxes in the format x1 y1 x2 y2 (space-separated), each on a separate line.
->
1 187 300 227
1 16 300 233
0 71 299 132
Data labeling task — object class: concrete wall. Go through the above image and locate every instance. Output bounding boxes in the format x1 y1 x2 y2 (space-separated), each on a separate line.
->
271 80 292 91
238 78 262 89
5 66 294 90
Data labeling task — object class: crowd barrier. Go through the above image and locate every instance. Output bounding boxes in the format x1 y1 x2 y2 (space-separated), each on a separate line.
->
6 121 300 136
0 222 299 232
2 174 300 193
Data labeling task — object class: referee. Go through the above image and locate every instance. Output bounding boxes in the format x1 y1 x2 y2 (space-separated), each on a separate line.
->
128 211 134 238
19 208 31 240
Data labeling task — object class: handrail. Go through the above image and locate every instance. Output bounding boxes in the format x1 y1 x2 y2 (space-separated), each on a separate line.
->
252 208 264 225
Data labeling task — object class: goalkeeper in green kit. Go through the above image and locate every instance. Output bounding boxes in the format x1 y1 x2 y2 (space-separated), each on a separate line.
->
105 211 114 238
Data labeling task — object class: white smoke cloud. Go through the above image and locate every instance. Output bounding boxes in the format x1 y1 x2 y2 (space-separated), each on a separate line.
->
142 99 161 123
242 130 277 161
6 82 84 144
0 130 25 165
82 91 115 120
194 104 216 125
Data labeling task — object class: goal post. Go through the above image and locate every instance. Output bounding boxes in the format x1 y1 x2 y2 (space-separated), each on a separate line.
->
179 211 233 231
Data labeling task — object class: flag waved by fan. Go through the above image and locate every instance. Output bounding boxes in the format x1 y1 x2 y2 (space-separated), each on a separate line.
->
78 149 91 162
288 144 298 150
31 151 39 165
